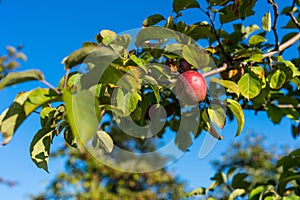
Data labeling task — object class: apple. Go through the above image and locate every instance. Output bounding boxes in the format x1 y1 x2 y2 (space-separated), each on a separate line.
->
176 70 207 105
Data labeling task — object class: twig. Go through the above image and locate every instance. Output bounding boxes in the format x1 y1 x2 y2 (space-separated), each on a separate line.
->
64 69 70 89
203 32 300 77
268 0 280 50
199 7 232 62
263 32 300 58
40 80 61 95
288 0 300 29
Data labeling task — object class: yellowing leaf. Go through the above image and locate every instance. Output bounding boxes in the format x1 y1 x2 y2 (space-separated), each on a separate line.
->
262 11 271 32
227 99 245 136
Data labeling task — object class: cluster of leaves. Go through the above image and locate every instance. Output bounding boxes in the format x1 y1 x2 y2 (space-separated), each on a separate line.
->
0 45 27 80
187 133 300 199
30 142 185 200
0 0 298 178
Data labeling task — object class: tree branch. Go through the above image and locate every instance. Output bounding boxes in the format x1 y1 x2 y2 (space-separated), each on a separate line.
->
203 32 300 77
288 0 300 29
268 0 280 50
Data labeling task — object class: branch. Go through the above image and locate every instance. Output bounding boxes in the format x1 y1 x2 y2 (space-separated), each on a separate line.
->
40 80 61 95
288 0 300 29
268 0 280 50
203 32 300 77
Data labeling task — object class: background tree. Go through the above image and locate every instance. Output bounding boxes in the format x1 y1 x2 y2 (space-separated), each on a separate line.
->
187 133 300 199
30 126 185 200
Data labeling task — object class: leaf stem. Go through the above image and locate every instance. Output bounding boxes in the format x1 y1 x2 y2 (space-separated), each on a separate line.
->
64 69 70 89
40 80 61 95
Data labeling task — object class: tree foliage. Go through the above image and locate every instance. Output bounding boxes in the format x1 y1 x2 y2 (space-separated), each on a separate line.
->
0 0 300 198
187 133 300 199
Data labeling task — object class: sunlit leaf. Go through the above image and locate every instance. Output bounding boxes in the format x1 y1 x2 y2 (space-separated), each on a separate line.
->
63 90 101 146
229 189 246 200
30 129 55 172
238 73 262 99
227 99 244 136
262 11 271 32
0 70 44 90
249 35 266 45
210 77 240 96
0 88 59 145
208 104 226 129
269 70 286 89
95 130 114 153
142 14 165 27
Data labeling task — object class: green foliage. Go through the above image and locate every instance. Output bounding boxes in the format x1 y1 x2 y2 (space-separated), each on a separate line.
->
187 133 300 199
30 143 186 200
0 0 299 181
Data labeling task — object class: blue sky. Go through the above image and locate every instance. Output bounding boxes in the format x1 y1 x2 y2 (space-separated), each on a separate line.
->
0 0 299 199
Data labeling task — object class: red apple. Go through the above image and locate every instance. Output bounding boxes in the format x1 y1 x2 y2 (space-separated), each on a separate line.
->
176 70 207 105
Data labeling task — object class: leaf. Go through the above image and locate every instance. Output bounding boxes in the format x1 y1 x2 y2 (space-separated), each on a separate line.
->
238 73 262 99
249 186 265 200
0 88 59 145
172 0 200 13
64 127 77 148
262 11 271 32
0 70 44 90
113 88 141 116
249 35 266 45
142 14 165 27
30 129 55 172
266 104 283 124
100 30 117 46
229 189 246 200
269 70 286 89
135 26 179 47
63 90 101 146
182 44 210 69
208 104 226 129
227 99 245 136
231 173 250 190
95 130 114 153
220 2 255 24
186 187 206 197
210 77 240 96
62 45 97 69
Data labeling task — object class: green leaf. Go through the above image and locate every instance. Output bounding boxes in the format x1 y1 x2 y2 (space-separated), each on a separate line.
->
227 99 245 136
269 70 286 89
220 2 255 24
0 88 59 145
100 30 117 46
95 130 114 153
231 173 250 190
249 185 265 200
64 127 77 148
63 90 101 146
113 88 141 116
142 14 165 27
135 26 180 47
229 189 246 200
0 70 44 90
182 44 210 69
238 73 262 99
210 77 240 96
172 0 200 13
208 104 226 129
262 11 271 32
30 129 55 172
62 45 97 69
266 104 283 124
249 35 266 45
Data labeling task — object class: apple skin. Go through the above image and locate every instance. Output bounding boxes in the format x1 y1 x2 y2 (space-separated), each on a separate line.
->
176 70 207 105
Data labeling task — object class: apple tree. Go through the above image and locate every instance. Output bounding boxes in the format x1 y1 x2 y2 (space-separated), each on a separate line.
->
0 0 299 198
